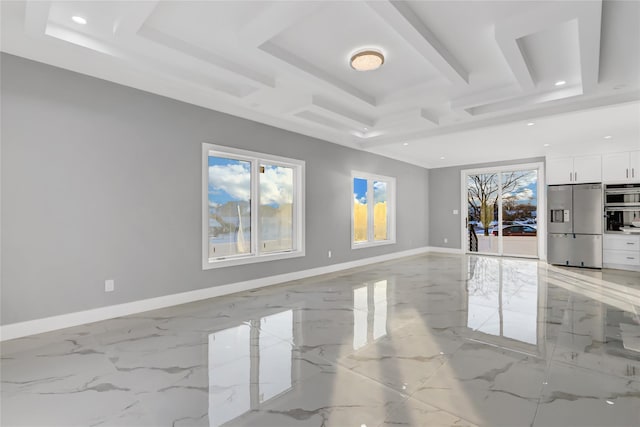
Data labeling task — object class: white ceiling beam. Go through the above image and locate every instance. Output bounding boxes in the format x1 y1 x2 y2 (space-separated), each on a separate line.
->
363 108 438 139
259 41 377 106
468 85 584 116
375 108 423 128
577 1 603 94
285 96 374 131
375 78 446 107
451 84 522 111
366 0 468 86
359 90 640 148
292 110 353 133
138 26 275 89
420 109 440 126
24 1 51 37
494 1 603 94
45 24 254 98
238 2 324 47
494 27 536 92
112 2 159 37
493 4 565 91
310 96 374 128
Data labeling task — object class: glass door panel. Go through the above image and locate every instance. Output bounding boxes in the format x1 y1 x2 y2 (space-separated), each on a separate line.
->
467 173 499 254
465 166 540 259
501 170 538 258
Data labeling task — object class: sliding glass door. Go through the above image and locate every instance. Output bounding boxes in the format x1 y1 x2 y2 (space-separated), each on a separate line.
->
465 165 540 259
467 173 500 254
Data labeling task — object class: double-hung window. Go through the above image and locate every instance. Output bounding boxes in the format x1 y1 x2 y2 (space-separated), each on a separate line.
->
352 171 396 248
203 144 305 269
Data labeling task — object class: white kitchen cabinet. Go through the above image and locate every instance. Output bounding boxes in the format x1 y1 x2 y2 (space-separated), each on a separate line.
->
631 151 640 180
574 155 602 183
603 234 640 271
547 155 602 185
547 157 574 185
602 151 640 183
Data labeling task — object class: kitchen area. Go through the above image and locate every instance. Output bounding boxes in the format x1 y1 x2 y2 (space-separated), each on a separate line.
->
547 150 640 272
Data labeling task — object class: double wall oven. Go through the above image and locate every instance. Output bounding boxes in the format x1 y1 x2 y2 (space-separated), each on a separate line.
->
605 183 640 232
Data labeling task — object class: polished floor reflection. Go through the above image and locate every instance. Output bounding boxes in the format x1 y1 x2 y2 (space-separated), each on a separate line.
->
2 253 640 426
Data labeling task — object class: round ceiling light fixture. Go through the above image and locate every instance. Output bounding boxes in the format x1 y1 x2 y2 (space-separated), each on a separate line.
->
71 16 87 25
350 49 384 72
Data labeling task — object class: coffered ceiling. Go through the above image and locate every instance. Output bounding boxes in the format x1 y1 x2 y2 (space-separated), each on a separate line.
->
2 1 639 168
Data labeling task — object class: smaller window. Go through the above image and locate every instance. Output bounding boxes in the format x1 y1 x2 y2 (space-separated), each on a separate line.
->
351 171 396 248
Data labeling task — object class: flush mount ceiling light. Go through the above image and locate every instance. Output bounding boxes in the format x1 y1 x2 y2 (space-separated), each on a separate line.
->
350 49 384 71
554 80 566 86
527 122 535 126
71 16 87 25
604 135 612 139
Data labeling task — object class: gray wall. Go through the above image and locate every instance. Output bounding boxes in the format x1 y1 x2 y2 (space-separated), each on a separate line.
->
428 157 544 250
1 54 429 325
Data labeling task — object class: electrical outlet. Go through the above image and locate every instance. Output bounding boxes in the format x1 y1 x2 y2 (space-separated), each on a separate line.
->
328 250 332 258
105 279 115 292
444 238 448 243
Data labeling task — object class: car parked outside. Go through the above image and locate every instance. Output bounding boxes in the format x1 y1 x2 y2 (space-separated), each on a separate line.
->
493 225 537 236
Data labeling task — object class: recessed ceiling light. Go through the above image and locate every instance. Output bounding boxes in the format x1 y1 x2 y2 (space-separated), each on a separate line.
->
440 156 445 160
363 127 368 131
403 142 409 146
554 80 566 86
71 16 87 25
527 122 535 126
604 135 612 139
544 143 550 147
606 400 615 405
350 49 384 72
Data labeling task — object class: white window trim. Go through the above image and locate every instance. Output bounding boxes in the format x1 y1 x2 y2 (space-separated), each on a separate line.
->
351 171 397 249
202 143 305 269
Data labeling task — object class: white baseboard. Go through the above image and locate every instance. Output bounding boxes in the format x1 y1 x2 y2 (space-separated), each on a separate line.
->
0 246 430 341
427 246 464 254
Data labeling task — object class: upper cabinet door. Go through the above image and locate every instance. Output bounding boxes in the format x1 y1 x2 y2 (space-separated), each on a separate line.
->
573 155 601 183
630 151 640 181
547 157 574 185
602 152 630 182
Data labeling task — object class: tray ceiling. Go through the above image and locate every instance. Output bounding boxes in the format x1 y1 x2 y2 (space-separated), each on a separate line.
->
1 0 639 167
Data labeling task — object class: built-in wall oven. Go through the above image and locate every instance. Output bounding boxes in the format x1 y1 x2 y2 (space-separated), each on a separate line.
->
605 184 640 232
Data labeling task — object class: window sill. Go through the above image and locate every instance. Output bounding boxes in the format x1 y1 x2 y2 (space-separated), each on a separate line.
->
351 240 396 250
202 249 305 270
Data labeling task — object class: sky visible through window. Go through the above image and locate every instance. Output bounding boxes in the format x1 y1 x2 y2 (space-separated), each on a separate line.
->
208 156 251 257
353 177 367 204
208 156 251 207
354 176 390 243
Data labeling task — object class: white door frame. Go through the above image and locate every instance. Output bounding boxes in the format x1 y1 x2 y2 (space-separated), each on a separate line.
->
460 162 546 260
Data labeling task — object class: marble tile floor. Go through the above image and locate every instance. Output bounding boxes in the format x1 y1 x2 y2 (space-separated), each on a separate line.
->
2 253 640 426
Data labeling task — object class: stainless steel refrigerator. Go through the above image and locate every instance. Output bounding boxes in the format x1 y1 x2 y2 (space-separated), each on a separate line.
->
548 184 603 268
